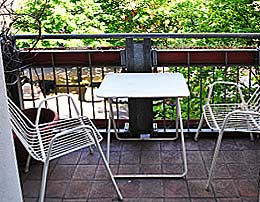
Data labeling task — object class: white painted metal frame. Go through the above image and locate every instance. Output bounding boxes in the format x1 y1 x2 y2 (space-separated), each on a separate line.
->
96 72 190 178
195 81 260 190
8 94 123 202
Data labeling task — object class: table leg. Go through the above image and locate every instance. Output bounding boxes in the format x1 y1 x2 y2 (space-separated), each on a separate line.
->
106 99 113 163
175 98 179 139
115 97 187 178
107 112 111 163
176 97 188 177
107 98 119 163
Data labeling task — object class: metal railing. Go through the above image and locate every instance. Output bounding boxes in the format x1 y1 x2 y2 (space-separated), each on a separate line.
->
8 33 260 134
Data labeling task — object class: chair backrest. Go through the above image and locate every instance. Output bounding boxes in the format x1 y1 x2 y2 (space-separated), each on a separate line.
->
247 86 260 112
8 98 42 161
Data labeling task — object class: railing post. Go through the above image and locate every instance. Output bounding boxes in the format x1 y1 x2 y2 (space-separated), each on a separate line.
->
126 38 153 136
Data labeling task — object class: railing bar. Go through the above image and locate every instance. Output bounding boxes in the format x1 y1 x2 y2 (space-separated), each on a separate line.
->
101 67 107 122
116 98 120 121
162 99 166 132
77 67 84 116
236 66 239 103
249 66 252 98
187 66 190 131
224 52 228 104
116 64 121 120
88 53 96 119
40 66 47 99
65 67 70 95
258 47 260 65
40 66 49 108
225 51 228 66
113 67 119 127
14 33 260 40
161 65 167 131
28 67 36 108
20 68 26 109
90 66 95 119
17 69 24 109
223 66 227 103
187 51 191 131
18 49 258 55
199 65 203 117
65 67 72 118
212 66 216 104
116 67 120 121
51 53 59 115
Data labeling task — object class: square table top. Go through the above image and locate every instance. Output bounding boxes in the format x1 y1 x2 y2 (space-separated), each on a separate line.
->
96 72 190 98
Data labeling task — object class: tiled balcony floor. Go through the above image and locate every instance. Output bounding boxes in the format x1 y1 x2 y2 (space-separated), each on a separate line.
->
19 136 260 202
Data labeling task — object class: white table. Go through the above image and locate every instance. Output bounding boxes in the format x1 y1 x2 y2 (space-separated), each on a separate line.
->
96 72 190 178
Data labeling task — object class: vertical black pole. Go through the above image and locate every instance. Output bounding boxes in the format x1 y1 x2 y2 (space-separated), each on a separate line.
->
126 38 153 136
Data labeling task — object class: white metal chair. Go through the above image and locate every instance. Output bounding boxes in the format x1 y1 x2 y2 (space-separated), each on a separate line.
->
8 94 123 202
195 81 260 190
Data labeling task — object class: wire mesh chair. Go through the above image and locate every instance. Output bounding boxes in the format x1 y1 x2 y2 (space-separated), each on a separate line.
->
194 81 260 190
8 94 123 202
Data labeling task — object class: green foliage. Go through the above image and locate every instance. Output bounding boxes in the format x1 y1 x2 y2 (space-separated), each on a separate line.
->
153 66 254 120
15 0 106 47
14 0 260 48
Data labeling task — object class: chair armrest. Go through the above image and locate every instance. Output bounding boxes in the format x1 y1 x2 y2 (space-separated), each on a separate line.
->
222 110 260 131
35 94 80 126
209 81 239 87
227 110 260 116
206 81 246 105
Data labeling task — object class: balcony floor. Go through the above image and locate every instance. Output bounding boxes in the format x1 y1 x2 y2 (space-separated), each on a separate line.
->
19 135 260 202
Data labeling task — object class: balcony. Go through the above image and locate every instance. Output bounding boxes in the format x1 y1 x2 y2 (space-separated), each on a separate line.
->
3 33 260 201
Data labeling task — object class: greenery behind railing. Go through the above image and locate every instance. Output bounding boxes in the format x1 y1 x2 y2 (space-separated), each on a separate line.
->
8 0 260 48
153 66 259 120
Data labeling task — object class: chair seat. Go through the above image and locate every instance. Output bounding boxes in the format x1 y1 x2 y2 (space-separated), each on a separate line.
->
203 103 260 132
38 116 103 161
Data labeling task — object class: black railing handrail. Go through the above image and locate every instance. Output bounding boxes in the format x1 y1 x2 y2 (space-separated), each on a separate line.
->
14 33 260 40
20 49 122 53
20 48 258 53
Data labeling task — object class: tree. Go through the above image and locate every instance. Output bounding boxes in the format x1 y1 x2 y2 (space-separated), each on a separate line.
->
14 0 107 47
11 0 260 48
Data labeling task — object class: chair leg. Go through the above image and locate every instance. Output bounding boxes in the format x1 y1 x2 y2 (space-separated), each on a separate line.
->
89 146 94 154
205 129 224 191
247 117 255 141
24 154 32 173
250 132 254 141
258 171 260 202
194 114 204 141
38 160 50 202
95 141 123 200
